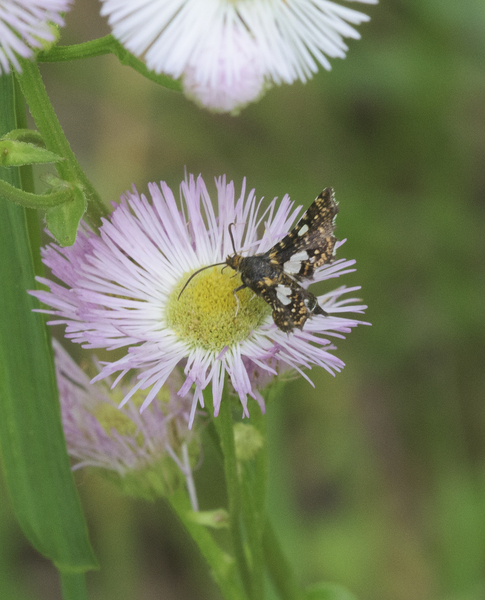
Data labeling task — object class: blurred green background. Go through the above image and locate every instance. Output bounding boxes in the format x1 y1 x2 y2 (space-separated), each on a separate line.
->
2 0 485 599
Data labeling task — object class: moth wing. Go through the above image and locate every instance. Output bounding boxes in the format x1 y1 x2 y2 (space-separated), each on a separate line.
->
260 282 326 333
268 188 339 281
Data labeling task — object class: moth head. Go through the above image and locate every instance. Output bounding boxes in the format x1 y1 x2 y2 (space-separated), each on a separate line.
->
225 253 242 271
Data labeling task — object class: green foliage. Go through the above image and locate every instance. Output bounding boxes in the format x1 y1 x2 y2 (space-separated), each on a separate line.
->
45 183 87 245
305 583 358 600
2 0 485 599
0 76 96 575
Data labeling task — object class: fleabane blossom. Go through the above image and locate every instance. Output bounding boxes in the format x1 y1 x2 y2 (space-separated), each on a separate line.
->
99 0 377 113
32 174 367 427
0 0 72 75
54 340 200 502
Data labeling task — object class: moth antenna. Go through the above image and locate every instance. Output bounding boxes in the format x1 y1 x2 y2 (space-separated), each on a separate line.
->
228 223 238 255
178 262 226 299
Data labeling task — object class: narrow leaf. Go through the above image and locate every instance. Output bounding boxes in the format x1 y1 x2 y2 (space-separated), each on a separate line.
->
0 73 97 571
46 184 87 246
1 128 46 146
0 139 63 166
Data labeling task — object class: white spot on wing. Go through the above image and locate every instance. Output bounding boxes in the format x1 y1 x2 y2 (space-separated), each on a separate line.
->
298 224 309 236
276 285 292 305
284 250 308 274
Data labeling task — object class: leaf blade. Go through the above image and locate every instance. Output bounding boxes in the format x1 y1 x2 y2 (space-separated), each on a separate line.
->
0 73 97 572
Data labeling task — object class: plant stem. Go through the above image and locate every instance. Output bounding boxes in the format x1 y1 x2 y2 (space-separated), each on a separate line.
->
15 60 107 228
59 572 89 600
0 178 74 208
168 489 247 600
238 408 268 599
37 35 182 92
263 519 303 600
212 397 253 599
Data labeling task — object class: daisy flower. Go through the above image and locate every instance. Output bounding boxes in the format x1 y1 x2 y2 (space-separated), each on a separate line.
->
0 0 72 75
99 0 378 113
32 174 366 427
54 340 200 502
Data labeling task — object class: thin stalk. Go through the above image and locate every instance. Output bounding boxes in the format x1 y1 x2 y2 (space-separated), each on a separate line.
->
211 396 253 599
0 178 74 208
37 35 182 92
15 60 107 227
238 407 269 599
168 489 247 600
59 572 89 600
263 519 303 600
240 463 265 599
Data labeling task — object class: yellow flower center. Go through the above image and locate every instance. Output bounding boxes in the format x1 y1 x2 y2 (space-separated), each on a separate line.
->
92 387 172 445
166 265 271 352
94 403 138 439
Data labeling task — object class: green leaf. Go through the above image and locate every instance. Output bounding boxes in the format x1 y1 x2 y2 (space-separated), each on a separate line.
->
0 73 97 572
304 583 359 600
0 139 63 166
46 184 87 246
1 128 46 146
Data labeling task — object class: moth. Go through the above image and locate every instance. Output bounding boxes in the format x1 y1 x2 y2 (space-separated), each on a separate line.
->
179 188 339 332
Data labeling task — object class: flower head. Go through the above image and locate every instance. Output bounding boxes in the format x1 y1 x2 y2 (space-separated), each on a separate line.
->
100 0 377 113
54 340 198 500
33 175 366 427
0 0 72 75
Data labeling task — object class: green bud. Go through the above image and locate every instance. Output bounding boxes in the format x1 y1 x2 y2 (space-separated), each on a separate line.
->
233 423 264 462
187 509 230 529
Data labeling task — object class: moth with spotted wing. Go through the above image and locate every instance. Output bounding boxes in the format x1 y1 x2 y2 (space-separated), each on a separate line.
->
179 188 339 332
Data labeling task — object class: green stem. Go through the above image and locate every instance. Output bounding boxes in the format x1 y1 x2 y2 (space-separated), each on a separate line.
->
212 397 253 599
38 35 182 92
15 60 107 228
59 572 89 600
240 463 265 599
238 409 268 599
0 177 74 208
168 489 246 600
263 519 303 600
12 76 44 275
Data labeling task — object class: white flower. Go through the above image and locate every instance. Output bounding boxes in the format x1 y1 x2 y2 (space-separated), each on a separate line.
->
100 0 377 112
32 174 367 427
0 0 72 74
182 26 266 114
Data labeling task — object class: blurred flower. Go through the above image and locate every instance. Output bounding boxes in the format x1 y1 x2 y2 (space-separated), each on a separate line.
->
54 340 199 501
0 0 72 74
33 174 366 427
99 0 377 113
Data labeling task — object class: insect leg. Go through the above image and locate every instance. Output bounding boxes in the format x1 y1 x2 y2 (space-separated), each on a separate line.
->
232 284 247 317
